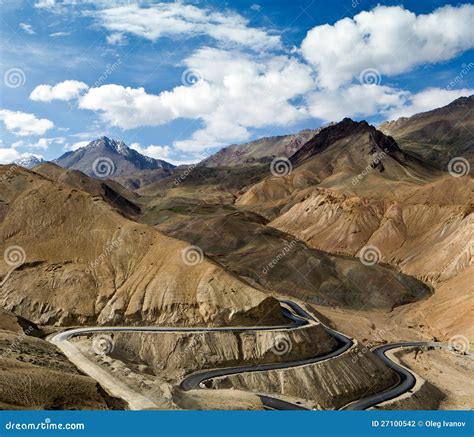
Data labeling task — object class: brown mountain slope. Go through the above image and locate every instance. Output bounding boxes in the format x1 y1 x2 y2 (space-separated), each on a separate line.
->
153 208 430 310
379 95 474 171
395 265 474 340
200 128 321 167
136 164 272 207
0 165 284 327
112 167 174 190
33 162 141 219
234 119 472 339
117 143 432 311
237 118 440 212
0 309 125 409
290 118 438 184
269 177 473 285
270 184 473 344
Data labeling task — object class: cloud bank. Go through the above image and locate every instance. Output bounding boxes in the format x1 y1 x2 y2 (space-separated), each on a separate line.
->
23 3 474 156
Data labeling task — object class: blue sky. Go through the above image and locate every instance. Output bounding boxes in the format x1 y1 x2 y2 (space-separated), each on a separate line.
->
1 0 474 165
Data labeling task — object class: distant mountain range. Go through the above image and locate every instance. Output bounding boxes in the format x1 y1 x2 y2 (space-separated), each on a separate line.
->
7 95 473 180
53 137 175 178
199 128 323 167
13 155 44 169
379 95 474 170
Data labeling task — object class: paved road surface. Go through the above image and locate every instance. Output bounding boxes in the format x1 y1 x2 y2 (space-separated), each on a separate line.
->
49 300 429 410
179 300 353 410
342 342 432 410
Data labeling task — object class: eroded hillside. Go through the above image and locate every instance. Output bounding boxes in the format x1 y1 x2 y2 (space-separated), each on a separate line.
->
0 165 284 327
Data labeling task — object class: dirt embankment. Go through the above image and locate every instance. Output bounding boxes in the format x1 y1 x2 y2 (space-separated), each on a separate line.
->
0 309 125 409
378 348 473 410
207 342 398 409
99 323 336 381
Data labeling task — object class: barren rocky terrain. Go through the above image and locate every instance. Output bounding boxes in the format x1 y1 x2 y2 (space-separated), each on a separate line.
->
232 118 472 343
390 348 473 410
0 309 125 409
380 96 474 171
200 128 321 167
0 165 284 327
0 97 472 411
270 179 472 285
209 342 397 410
111 322 336 380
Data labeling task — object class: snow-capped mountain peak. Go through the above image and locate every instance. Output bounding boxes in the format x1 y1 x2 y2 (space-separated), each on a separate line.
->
13 155 45 169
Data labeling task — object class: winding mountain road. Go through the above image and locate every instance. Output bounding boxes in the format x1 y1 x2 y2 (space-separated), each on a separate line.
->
179 301 352 392
342 342 431 410
49 300 429 411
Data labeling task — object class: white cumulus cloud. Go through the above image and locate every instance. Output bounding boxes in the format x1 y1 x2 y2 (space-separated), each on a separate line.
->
65 140 90 151
0 110 54 136
106 33 126 45
130 143 171 161
301 4 474 89
34 0 56 7
173 48 314 151
12 137 65 150
306 84 409 122
77 48 314 151
30 80 89 102
386 87 474 119
21 3 474 155
78 80 218 129
0 147 22 164
0 148 44 165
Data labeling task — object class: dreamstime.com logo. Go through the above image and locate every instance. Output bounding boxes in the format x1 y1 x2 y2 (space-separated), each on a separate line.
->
181 68 203 86
352 149 389 186
181 245 204 266
446 62 474 90
448 335 470 355
270 157 292 177
262 240 297 275
3 67 26 88
85 238 122 273
92 157 116 178
358 245 381 266
173 164 197 186
1 245 26 287
1 324 35 358
5 417 85 431
93 58 122 88
359 68 381 85
448 157 470 177
92 334 115 356
271 335 292 355
1 164 19 181
4 246 26 267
